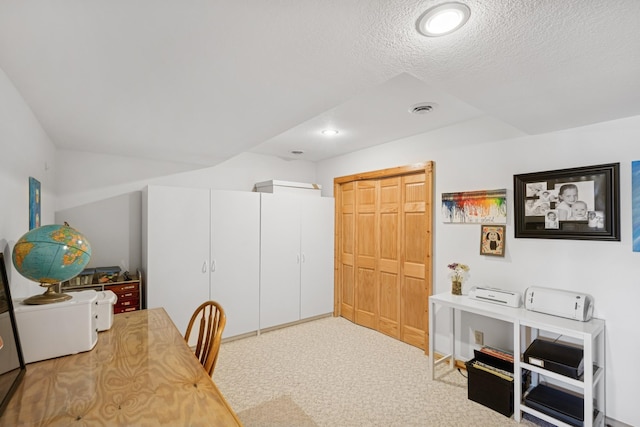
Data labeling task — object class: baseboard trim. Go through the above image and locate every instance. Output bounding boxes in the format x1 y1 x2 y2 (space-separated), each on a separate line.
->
258 313 334 335
605 417 633 427
221 313 335 343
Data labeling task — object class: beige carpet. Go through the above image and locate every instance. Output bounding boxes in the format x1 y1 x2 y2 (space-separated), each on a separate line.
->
215 316 544 426
237 395 318 427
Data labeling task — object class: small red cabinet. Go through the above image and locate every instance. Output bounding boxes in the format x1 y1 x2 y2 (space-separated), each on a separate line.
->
61 270 143 314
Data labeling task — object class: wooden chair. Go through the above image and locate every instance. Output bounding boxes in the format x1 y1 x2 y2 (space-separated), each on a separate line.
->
184 301 226 376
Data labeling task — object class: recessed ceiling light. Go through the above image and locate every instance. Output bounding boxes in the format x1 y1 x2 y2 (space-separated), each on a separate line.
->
416 2 470 37
321 129 339 137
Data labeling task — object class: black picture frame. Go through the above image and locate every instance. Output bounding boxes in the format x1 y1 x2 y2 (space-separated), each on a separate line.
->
0 253 26 416
514 163 620 240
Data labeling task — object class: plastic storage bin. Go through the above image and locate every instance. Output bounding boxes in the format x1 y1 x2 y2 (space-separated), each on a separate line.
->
254 180 322 196
523 338 584 379
465 349 528 417
95 290 117 331
13 290 98 363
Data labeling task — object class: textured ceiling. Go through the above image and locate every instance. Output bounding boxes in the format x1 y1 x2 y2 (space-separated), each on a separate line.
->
0 0 639 166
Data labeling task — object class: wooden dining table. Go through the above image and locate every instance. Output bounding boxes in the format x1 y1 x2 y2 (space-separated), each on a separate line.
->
0 308 242 426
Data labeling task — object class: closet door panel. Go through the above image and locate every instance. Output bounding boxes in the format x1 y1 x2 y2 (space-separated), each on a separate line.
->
338 183 355 320
300 197 335 319
400 174 428 350
260 194 301 329
145 185 210 340
210 190 260 338
378 177 401 339
354 181 377 329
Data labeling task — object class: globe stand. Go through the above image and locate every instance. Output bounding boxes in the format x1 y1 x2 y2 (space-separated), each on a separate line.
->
23 283 72 305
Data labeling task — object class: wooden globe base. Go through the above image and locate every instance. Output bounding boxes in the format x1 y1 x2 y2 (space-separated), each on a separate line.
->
22 283 72 305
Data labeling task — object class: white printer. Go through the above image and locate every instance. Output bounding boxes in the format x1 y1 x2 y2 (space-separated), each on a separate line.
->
524 286 594 322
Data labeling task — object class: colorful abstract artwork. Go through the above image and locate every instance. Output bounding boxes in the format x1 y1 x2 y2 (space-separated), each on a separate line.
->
442 189 507 224
633 161 640 252
29 177 40 230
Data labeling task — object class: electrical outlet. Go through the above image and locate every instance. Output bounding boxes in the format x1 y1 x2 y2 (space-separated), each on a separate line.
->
474 330 484 345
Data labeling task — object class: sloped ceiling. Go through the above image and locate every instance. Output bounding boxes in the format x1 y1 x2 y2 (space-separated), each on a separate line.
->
0 0 639 166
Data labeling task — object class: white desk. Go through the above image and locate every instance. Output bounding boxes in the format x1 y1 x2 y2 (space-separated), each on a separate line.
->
429 292 605 427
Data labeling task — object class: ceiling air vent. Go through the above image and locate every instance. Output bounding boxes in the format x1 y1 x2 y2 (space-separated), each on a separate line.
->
409 103 437 114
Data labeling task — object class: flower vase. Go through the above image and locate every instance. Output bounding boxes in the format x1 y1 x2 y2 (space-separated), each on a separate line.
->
451 280 462 295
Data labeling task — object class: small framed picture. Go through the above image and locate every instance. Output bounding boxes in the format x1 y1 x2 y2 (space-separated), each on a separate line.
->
480 225 506 257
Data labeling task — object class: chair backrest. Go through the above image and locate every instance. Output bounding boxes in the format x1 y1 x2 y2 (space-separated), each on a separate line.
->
184 301 226 376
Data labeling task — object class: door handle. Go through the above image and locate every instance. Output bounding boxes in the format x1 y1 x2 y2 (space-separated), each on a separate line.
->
211 259 216 272
202 261 208 273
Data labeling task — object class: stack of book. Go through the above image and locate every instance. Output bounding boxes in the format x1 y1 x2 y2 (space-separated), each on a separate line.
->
479 345 514 363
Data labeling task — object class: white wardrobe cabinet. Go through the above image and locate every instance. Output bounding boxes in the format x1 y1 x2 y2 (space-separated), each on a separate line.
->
209 190 260 338
143 185 210 338
259 193 335 330
143 186 260 342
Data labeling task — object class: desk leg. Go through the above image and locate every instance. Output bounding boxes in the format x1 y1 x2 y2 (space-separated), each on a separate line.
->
513 322 521 423
430 302 456 379
429 298 436 380
449 306 455 371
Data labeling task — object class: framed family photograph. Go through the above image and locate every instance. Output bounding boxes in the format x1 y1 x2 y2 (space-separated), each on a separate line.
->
514 163 620 241
480 224 506 256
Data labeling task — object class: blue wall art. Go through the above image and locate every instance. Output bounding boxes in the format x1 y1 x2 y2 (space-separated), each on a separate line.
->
29 177 40 230
633 161 640 252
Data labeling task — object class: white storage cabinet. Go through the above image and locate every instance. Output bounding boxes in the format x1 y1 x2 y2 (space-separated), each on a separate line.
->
259 193 334 329
143 186 260 341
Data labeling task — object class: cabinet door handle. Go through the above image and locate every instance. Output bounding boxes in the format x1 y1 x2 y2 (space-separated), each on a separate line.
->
296 253 300 264
211 259 216 272
301 253 306 263
202 261 208 273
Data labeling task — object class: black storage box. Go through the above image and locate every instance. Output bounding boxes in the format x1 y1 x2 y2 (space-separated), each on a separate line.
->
466 350 516 417
523 339 584 379
524 384 591 427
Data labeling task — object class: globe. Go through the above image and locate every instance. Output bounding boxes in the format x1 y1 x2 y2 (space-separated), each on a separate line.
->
12 223 91 304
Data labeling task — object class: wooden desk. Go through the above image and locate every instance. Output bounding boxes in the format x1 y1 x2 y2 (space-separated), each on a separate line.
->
0 308 241 426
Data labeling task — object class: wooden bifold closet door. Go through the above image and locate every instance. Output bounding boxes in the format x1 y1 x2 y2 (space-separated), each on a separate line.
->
334 162 433 351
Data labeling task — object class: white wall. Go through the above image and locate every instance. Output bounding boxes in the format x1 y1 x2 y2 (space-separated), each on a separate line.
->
55 192 142 272
54 150 319 269
316 114 640 426
55 150 318 211
0 67 58 299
